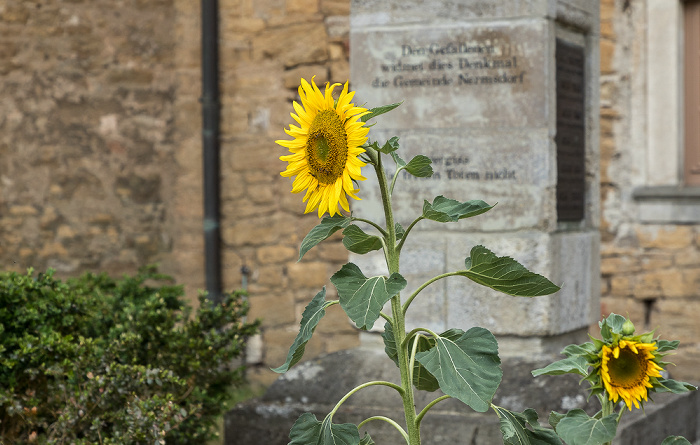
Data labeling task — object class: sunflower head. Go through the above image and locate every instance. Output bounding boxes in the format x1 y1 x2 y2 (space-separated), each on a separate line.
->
276 77 369 218
590 314 672 410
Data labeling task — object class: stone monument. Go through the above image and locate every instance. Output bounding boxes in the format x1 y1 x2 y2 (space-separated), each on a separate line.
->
349 0 601 357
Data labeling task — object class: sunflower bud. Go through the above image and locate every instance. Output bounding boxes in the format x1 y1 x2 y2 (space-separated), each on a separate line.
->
621 319 635 336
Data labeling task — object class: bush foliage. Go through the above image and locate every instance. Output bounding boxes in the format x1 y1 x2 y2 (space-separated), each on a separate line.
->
0 267 259 444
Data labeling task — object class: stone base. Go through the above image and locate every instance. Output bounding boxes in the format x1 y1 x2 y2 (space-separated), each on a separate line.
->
225 346 699 444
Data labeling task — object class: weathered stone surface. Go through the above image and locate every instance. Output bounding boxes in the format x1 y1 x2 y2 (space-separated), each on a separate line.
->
225 348 599 445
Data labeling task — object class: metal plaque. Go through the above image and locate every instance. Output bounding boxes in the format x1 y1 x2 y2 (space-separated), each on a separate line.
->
555 39 586 222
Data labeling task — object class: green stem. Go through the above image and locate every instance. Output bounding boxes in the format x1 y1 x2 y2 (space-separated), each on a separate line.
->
351 217 388 237
396 215 424 254
402 272 465 314
372 149 421 445
416 395 452 426
329 381 404 417
358 416 409 443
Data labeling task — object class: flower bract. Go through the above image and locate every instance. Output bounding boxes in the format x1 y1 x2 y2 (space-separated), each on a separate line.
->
277 77 369 217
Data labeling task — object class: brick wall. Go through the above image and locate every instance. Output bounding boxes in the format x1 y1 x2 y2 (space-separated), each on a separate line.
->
599 0 700 382
216 0 358 383
0 0 180 276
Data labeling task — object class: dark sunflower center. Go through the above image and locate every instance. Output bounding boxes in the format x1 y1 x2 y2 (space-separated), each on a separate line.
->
306 110 348 184
607 347 648 388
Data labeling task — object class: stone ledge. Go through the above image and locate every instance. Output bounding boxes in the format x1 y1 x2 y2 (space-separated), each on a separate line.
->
633 186 700 224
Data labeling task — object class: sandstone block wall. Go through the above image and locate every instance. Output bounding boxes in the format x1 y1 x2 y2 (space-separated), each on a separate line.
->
0 0 180 277
599 0 700 382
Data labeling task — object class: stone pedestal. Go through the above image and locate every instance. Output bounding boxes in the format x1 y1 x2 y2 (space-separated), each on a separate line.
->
349 0 601 355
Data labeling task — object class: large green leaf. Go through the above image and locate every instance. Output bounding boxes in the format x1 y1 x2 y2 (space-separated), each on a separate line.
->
554 409 617 445
382 324 462 392
460 245 560 297
361 102 402 123
272 289 333 373
415 327 501 412
422 196 494 222
493 406 563 445
342 225 383 255
661 436 692 445
299 215 352 261
331 263 406 330
531 356 590 377
288 412 361 445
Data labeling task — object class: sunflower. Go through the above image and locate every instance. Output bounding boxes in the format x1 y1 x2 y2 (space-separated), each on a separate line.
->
277 77 369 217
599 339 663 410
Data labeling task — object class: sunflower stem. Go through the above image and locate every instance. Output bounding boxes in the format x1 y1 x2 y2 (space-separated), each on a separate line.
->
373 151 421 445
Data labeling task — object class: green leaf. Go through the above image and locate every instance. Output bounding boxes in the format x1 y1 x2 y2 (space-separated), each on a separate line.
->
548 411 566 430
599 313 626 341
422 196 494 222
405 155 433 177
661 436 692 445
359 433 375 445
554 409 617 445
656 340 681 353
415 327 501 412
531 356 590 377
391 152 433 178
381 321 399 366
395 222 405 241
288 412 361 445
299 215 352 261
361 102 402 123
271 289 333 373
382 326 465 392
331 264 407 330
342 225 383 255
493 405 563 445
460 245 560 297
375 136 400 154
655 378 698 394
561 343 598 358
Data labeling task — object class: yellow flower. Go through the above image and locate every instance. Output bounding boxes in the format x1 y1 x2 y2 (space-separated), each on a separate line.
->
600 340 663 410
277 77 369 217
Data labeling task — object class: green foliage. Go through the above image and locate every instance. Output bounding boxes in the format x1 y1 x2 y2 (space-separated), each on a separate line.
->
342 225 383 255
460 245 561 297
549 410 617 445
330 264 407 330
492 405 563 445
391 152 434 178
298 215 353 261
360 103 402 123
288 412 360 445
0 267 258 444
422 196 494 222
415 327 501 413
272 288 334 374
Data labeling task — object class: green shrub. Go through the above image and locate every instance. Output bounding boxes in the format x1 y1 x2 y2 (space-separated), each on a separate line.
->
0 266 259 444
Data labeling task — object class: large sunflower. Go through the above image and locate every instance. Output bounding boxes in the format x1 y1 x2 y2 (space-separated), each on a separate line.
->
277 77 369 217
599 339 663 410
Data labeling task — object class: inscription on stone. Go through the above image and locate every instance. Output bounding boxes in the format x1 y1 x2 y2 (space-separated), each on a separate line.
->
555 39 586 222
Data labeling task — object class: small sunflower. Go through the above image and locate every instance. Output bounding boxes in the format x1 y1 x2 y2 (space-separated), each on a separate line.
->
599 339 663 410
277 77 369 217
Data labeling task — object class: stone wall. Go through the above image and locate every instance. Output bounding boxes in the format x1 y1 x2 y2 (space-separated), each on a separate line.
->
216 0 357 383
598 0 700 382
0 0 180 276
